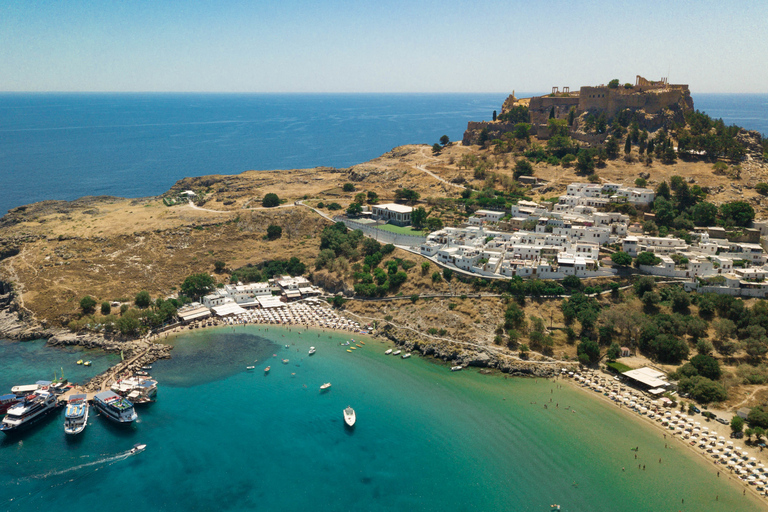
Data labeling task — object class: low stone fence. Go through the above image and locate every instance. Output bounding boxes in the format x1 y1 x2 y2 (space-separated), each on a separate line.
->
334 216 427 247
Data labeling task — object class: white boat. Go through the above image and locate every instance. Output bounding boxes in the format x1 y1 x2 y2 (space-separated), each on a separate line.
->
1 391 59 434
451 366 462 371
392 350 402 356
343 406 356 427
401 353 411 359
130 443 147 454
64 394 89 435
92 391 137 424
320 383 331 391
385 349 392 355
111 376 158 404
308 347 316 355
246 366 255 370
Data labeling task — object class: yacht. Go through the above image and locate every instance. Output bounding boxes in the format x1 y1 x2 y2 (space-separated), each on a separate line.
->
401 353 411 359
92 391 138 424
111 376 158 405
392 350 401 356
384 349 392 355
320 383 331 391
308 347 316 355
64 394 89 435
1 391 59 434
343 406 356 427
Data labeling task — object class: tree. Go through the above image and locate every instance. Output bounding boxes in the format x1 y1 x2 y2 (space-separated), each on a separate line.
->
395 188 420 205
80 296 96 314
636 252 661 267
100 301 111 316
691 202 718 226
262 193 280 207
342 183 355 192
181 273 215 300
366 191 378 204
431 271 442 283
731 415 745 433
562 275 582 290
135 290 151 309
605 136 620 159
411 207 428 229
266 225 283 240
443 268 453 281
607 342 621 362
513 159 534 179
439 135 450 147
689 354 721 380
432 143 442 155
610 252 633 266
624 136 632 155
354 192 366 204
577 339 601 365
756 183 768 196
575 151 595 174
345 203 363 217
608 79 620 89
720 201 755 227
547 118 568 138
513 123 531 141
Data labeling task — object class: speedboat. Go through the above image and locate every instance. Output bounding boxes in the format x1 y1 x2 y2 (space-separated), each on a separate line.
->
401 353 411 359
385 349 392 355
343 406 356 427
246 366 255 370
392 350 401 356
320 383 331 391
141 366 152 371
308 347 316 355
64 394 89 435
130 443 147 454
451 366 462 371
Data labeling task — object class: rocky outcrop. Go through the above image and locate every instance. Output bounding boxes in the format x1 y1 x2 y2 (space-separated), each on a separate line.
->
379 323 578 377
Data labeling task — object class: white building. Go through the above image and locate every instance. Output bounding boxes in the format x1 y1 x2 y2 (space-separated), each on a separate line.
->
372 203 413 226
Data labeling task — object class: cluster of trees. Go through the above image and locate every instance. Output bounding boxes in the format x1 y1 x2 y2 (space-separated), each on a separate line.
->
344 191 380 218
349 238 412 297
676 110 746 161
432 135 450 155
411 206 443 231
228 258 306 285
670 354 726 403
75 293 182 336
647 176 754 234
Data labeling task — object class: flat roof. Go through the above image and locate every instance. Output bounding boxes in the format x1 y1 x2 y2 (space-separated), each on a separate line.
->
257 296 284 308
212 303 247 317
623 367 669 388
374 203 413 213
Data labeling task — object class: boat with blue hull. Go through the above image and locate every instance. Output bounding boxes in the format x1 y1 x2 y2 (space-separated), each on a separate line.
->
92 391 137 424
0 391 59 434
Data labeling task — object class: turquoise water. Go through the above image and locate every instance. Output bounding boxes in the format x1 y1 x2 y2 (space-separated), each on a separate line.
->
0 329 763 511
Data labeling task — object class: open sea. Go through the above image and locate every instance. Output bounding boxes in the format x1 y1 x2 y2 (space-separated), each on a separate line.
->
0 328 763 512
0 92 767 216
1 93 768 510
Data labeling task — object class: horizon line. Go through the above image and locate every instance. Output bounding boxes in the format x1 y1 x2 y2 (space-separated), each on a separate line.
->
0 90 764 95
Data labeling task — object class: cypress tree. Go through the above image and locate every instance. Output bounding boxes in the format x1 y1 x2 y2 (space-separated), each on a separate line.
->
493 110 497 122
624 136 632 154
568 107 575 126
549 106 555 119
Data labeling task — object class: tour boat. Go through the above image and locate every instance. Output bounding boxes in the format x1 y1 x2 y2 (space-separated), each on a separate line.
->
92 391 137 424
343 406 356 427
1 391 59 434
320 383 331 391
392 350 401 356
111 376 158 405
385 349 392 355
308 347 316 355
401 353 411 359
64 394 89 435
451 366 463 372
0 394 24 415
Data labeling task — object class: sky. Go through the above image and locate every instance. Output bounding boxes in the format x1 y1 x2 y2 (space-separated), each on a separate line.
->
1 0 766 93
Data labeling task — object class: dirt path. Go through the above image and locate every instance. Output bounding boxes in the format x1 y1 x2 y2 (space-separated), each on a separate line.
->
732 386 768 410
414 147 467 189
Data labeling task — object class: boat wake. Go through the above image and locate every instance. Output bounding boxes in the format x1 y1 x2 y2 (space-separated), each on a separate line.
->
29 446 142 480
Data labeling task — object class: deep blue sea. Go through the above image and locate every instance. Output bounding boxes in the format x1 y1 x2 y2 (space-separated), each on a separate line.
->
0 93 766 216
0 329 760 512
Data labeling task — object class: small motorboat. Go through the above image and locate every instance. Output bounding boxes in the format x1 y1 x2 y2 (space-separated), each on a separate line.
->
130 443 147 455
343 406 356 427
246 366 255 370
264 366 271 373
285 344 290 348
451 366 462 372
135 371 149 377
320 383 331 391
76 360 83 365
282 359 290 364
83 361 92 366
401 353 411 359
385 349 392 355
392 350 401 356
308 347 316 355
141 366 152 371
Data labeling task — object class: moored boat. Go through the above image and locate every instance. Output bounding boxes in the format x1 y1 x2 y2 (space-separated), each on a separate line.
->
83 361 92 366
92 391 137 424
385 349 392 355
1 391 59 434
308 347 316 355
264 366 271 373
392 350 401 356
0 394 24 415
401 353 411 359
64 394 89 435
451 366 462 371
343 406 356 427
246 366 255 370
111 376 158 404
320 383 331 391
76 359 83 365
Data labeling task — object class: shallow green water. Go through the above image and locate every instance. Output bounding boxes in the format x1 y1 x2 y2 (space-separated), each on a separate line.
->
0 328 763 511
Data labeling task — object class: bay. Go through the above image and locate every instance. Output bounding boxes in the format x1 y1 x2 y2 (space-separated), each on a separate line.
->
0 328 761 511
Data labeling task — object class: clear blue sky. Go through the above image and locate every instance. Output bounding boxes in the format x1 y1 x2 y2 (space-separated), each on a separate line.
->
1 0 766 93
